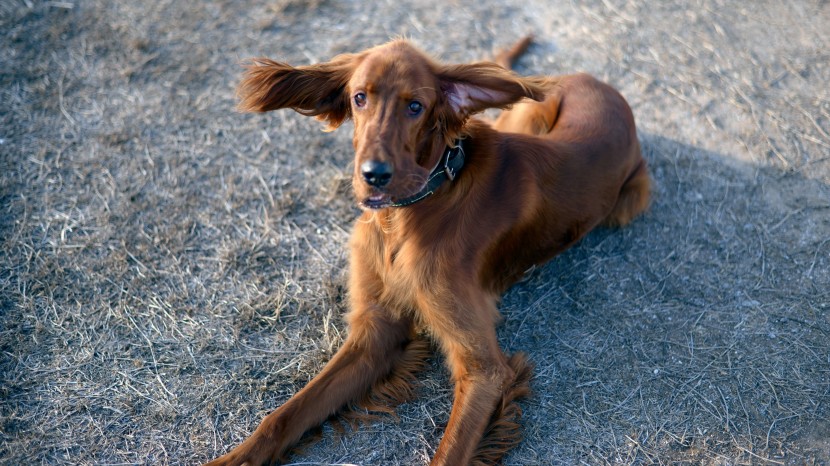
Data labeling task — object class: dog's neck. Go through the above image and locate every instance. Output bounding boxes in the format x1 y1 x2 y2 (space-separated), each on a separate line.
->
390 139 466 207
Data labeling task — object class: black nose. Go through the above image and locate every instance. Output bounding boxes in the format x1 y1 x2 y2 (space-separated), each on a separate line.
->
361 160 393 188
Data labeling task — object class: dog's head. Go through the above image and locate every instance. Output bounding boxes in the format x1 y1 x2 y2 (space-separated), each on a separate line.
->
237 40 546 210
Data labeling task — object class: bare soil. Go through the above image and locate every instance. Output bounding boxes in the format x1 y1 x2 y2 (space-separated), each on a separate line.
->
2 1 829 464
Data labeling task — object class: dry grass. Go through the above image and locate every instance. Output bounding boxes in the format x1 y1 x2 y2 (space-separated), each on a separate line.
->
1 0 829 465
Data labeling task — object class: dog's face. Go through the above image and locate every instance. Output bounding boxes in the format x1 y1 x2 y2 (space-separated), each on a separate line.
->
346 43 443 209
236 40 548 210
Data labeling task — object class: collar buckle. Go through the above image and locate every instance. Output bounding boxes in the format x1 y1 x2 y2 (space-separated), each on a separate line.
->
444 146 461 181
390 139 466 208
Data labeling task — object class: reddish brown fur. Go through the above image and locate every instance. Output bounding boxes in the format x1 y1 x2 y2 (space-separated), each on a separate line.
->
206 37 650 466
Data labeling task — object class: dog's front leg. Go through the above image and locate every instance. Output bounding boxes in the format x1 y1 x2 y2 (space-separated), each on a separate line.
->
432 359 512 466
421 291 517 466
205 302 414 466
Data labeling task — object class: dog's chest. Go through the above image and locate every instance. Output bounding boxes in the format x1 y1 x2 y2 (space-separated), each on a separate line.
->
380 240 431 296
376 230 454 312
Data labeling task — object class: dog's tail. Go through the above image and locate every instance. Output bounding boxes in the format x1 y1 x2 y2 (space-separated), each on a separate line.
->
494 36 534 70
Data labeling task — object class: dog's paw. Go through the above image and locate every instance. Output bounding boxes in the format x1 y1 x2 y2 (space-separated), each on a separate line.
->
203 432 280 466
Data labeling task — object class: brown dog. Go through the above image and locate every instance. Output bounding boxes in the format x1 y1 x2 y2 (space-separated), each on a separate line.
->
206 38 649 466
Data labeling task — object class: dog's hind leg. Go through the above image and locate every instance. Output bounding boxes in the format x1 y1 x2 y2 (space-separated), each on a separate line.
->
602 153 651 227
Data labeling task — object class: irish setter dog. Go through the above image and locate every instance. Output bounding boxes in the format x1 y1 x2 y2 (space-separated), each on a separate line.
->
206 37 650 466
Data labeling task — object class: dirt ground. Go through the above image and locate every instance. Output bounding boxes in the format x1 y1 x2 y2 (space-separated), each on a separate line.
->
2 0 829 464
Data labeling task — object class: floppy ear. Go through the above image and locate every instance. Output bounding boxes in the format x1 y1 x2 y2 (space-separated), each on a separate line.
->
237 54 357 131
438 62 548 118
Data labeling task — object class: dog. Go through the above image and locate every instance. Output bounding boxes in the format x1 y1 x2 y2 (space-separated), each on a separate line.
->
205 37 650 466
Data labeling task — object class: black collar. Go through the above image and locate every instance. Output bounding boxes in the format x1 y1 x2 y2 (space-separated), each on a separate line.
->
391 140 467 207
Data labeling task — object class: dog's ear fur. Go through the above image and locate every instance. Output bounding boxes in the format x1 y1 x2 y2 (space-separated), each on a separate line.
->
237 54 358 131
438 62 547 116
435 62 548 141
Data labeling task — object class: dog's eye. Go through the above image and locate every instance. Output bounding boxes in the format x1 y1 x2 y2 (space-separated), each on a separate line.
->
354 92 367 108
407 100 423 116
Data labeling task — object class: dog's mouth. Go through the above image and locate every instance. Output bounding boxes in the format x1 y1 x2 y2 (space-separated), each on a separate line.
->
357 172 431 210
359 193 393 210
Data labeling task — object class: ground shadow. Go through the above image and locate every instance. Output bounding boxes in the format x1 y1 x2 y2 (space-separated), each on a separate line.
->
495 133 830 464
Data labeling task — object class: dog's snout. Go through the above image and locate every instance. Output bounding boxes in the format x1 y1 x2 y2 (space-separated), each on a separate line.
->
361 160 393 188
